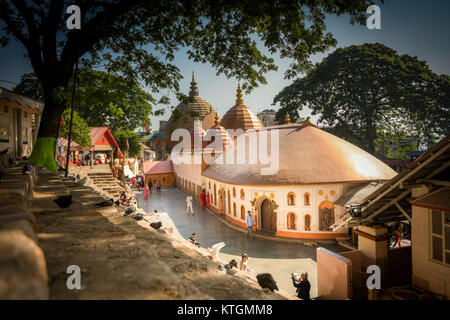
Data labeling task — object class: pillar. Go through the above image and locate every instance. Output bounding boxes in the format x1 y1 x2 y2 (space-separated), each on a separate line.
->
355 225 390 290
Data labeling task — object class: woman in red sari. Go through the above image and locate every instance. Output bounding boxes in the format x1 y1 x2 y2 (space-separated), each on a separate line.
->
200 189 206 209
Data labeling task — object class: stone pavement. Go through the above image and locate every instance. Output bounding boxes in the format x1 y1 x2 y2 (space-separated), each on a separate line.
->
136 187 347 298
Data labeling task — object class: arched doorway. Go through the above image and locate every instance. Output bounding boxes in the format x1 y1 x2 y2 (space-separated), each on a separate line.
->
260 199 275 232
319 201 335 231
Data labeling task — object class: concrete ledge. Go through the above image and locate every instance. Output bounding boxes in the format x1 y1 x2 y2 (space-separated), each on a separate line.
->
0 230 48 299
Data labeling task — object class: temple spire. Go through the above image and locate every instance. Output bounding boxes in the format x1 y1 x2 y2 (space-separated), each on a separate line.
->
235 83 244 105
284 113 291 124
189 71 199 97
214 113 221 126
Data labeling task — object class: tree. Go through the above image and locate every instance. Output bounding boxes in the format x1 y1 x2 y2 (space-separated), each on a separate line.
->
273 43 450 154
113 130 141 158
14 70 153 133
0 0 377 170
60 108 91 147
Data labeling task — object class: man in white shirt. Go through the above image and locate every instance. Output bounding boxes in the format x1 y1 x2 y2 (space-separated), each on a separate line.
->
246 211 256 240
186 195 193 215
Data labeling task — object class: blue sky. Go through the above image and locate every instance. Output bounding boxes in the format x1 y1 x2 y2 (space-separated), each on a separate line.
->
0 0 449 130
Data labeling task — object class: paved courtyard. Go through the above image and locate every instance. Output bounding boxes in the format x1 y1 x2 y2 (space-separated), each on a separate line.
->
136 187 346 298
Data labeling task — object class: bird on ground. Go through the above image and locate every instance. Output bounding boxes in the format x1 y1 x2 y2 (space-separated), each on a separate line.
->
228 259 238 269
76 174 80 180
53 195 73 212
22 164 32 175
150 221 162 229
78 176 87 185
124 207 134 216
131 213 143 221
94 199 114 207
218 264 227 274
208 242 226 263
66 175 76 181
256 273 279 293
0 147 9 155
114 199 120 206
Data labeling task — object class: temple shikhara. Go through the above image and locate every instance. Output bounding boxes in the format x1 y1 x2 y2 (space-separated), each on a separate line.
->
170 75 398 240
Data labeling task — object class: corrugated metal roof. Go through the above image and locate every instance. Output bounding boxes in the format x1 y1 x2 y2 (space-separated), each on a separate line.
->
0 87 44 111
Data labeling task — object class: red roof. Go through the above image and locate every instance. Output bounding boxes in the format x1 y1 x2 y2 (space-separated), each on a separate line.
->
143 161 174 175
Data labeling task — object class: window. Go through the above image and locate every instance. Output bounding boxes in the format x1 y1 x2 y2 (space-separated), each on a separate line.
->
233 203 236 217
227 190 231 214
214 184 217 206
240 205 245 220
305 215 311 231
287 192 295 205
240 189 245 200
304 193 311 206
23 111 28 118
430 210 450 265
22 128 28 144
233 187 236 198
287 212 297 230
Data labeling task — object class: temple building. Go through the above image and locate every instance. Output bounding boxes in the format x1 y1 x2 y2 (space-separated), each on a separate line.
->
172 76 398 240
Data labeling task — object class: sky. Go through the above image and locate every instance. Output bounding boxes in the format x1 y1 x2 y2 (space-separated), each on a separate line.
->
0 0 449 130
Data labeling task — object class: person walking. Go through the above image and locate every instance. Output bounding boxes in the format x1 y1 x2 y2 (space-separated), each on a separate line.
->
200 189 206 210
186 195 194 215
291 272 311 300
148 179 153 194
246 211 256 240
392 224 402 248
155 180 161 195
144 184 150 200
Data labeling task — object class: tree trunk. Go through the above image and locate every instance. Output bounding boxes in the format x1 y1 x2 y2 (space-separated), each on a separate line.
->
29 96 65 171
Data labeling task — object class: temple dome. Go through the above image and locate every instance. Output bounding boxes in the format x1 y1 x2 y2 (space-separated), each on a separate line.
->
220 84 263 131
205 115 233 150
164 72 215 151
202 120 397 185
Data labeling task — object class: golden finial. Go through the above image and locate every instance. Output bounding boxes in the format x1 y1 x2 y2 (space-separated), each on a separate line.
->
284 113 291 124
235 83 244 105
215 113 221 126
192 71 195 82
305 116 311 125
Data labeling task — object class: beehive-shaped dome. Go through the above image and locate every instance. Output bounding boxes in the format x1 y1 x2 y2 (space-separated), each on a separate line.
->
164 73 215 151
203 119 397 185
220 84 263 131
204 114 233 151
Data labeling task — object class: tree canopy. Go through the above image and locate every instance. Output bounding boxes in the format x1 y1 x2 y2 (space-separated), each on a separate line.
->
273 43 450 155
113 129 141 158
61 108 92 147
0 0 378 169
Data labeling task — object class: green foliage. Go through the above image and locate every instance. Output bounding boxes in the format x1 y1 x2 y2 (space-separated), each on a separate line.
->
14 70 153 133
274 43 450 154
113 130 142 158
375 130 418 160
60 109 92 148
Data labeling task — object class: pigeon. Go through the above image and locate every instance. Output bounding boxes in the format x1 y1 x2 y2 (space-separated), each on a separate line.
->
76 174 80 180
228 259 238 269
124 207 134 216
218 264 227 274
22 164 32 175
150 221 162 229
114 199 120 206
67 175 76 181
208 242 226 262
94 199 114 207
131 213 143 221
78 176 87 185
256 273 279 293
0 147 9 155
53 195 73 211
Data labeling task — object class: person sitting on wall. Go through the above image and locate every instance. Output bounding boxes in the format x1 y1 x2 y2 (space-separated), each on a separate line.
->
188 233 200 248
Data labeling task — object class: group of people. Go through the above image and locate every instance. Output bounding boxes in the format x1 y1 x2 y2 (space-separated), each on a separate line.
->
56 153 111 168
144 179 161 199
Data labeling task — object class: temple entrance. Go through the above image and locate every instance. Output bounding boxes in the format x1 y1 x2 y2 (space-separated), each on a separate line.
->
319 201 335 231
260 199 275 232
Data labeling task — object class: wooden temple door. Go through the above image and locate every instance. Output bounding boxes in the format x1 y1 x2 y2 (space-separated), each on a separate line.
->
260 199 275 232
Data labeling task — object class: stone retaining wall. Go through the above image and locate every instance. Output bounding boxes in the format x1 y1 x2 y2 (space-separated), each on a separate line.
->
0 154 49 299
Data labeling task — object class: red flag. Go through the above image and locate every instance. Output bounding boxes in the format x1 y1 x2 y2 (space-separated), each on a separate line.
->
60 117 64 127
145 122 150 133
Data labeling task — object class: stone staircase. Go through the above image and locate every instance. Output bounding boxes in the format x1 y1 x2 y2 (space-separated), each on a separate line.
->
87 171 124 199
